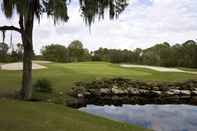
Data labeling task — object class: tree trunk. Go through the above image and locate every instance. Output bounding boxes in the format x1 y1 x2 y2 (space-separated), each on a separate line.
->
20 40 33 100
19 15 34 100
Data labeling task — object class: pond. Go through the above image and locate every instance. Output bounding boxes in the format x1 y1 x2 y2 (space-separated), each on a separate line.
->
80 104 197 131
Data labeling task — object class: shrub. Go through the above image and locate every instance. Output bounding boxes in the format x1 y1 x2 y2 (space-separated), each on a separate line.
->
33 78 53 93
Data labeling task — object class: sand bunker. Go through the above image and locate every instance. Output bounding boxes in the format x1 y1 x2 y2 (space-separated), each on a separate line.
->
121 64 197 74
0 62 47 70
33 60 52 64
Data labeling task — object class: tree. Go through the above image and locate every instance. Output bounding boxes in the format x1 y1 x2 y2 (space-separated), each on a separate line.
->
41 44 68 62
141 42 172 66
0 42 9 62
16 43 24 61
68 40 90 62
68 40 83 49
181 40 197 68
133 48 142 64
0 0 128 100
92 48 135 63
92 48 110 61
82 48 91 61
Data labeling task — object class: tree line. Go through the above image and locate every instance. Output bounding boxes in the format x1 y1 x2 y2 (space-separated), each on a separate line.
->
40 40 197 68
0 42 23 62
41 40 91 62
1 40 197 68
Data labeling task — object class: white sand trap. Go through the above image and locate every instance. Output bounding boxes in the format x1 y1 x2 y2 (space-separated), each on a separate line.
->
0 62 47 70
121 64 197 74
33 60 52 64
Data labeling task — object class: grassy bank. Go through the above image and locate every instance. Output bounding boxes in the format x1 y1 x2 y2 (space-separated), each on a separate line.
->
0 99 150 131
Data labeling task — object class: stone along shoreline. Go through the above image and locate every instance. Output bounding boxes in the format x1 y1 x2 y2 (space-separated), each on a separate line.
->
67 78 197 107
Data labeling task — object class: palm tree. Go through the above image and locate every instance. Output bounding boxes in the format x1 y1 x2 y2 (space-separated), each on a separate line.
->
0 0 128 100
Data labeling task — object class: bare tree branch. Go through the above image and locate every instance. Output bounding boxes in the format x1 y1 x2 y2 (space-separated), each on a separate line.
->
0 26 22 33
19 15 24 31
0 25 32 47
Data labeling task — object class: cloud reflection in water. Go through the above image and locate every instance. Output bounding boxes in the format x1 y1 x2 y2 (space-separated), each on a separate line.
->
80 104 197 131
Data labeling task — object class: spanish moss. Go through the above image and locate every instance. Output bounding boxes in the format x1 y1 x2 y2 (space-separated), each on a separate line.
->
1 30 6 43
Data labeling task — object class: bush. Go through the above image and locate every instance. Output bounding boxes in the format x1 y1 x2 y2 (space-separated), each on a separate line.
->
33 78 53 93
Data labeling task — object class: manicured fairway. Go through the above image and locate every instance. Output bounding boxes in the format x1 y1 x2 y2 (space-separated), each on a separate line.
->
0 62 197 95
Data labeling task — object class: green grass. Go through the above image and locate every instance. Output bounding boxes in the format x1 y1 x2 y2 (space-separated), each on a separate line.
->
0 99 150 131
0 62 197 95
0 62 196 131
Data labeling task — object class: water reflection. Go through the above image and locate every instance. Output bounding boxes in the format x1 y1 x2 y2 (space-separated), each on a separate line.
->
80 105 197 131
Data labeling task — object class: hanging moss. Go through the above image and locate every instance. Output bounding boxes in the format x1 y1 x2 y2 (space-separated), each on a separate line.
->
1 30 6 43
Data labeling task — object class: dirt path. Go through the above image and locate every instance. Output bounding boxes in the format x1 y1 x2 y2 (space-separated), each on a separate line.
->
120 64 197 74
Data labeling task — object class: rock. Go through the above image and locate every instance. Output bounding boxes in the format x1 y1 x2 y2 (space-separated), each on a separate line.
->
171 89 181 95
112 85 127 95
165 89 180 96
140 86 147 89
192 90 197 95
153 87 160 91
146 82 153 86
68 78 197 107
111 85 119 93
188 82 196 88
139 89 149 95
170 86 178 89
152 91 162 95
180 90 191 96
65 98 86 108
77 93 84 98
147 91 162 97
165 91 174 95
179 95 191 99
191 96 197 105
159 86 170 91
175 86 181 89
100 88 111 94
128 88 140 95
164 95 180 103
88 89 100 96
180 85 189 90
84 92 91 96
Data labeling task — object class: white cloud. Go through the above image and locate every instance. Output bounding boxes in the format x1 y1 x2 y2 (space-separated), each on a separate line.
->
0 0 197 54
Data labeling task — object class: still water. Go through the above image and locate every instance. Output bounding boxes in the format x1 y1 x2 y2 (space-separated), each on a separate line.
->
80 104 197 131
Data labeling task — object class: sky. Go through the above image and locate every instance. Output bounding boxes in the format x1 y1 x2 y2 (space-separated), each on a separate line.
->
0 0 197 54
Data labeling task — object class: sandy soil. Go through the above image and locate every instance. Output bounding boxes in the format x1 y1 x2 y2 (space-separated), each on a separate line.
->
0 62 47 70
32 60 52 64
120 64 197 74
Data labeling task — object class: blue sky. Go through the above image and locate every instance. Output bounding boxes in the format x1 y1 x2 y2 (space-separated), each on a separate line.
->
0 0 197 54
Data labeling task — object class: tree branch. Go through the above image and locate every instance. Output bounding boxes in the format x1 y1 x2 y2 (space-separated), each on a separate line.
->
19 15 24 31
0 26 22 33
